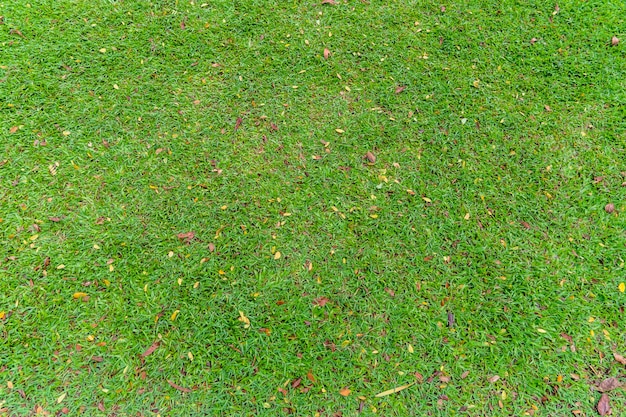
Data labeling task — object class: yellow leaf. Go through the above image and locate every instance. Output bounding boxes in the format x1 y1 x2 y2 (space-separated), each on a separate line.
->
0 311 5 319
335 129 344 134
103 279 110 286
375 382 414 397
72 292 88 299
86 335 95 342
464 212 470 220
99 48 107 53
7 381 13 389
407 344 414 353
170 310 180 321
238 311 250 328
619 282 625 293
422 197 432 203
274 251 281 260
57 393 66 403
536 328 547 334
187 352 194 361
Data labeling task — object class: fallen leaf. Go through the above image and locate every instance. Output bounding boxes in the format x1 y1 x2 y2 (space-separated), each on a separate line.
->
177 231 195 243
618 283 625 293
91 356 104 362
167 380 192 393
72 292 88 299
614 352 626 365
605 203 615 213
365 151 376 163
307 370 316 383
339 387 351 396
9 28 25 38
597 393 610 415
461 370 470 379
234 117 243 131
291 378 302 388
488 375 500 383
395 85 406 94
324 48 330 59
208 242 215 252
273 251 281 260
141 340 160 357
560 333 573 343
9 126 18 134
238 311 250 328
530 37 538 45
544 105 552 112
384 288 395 297
180 19 186 30
422 197 432 203
313 296 330 307
596 377 621 392
447 311 455 328
611 36 619 46
520 221 531 229
56 393 66 403
374 383 414 397
335 128 344 134
97 402 105 412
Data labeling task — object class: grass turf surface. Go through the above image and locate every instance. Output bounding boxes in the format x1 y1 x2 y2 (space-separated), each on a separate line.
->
1 0 626 415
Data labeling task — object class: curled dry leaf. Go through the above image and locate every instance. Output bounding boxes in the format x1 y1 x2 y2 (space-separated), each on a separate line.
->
611 36 619 46
141 341 160 357
313 296 330 307
323 48 330 59
365 151 376 163
605 203 615 213
374 382 414 397
167 380 192 393
177 231 195 243
597 393 610 416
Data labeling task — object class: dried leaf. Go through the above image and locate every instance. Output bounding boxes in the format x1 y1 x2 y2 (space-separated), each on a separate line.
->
291 378 302 388
374 382 414 397
611 36 619 46
323 48 330 59
605 203 615 213
238 311 250 328
461 370 470 379
339 387 351 396
530 37 538 45
56 393 66 403
180 19 186 30
9 126 18 134
560 332 573 343
167 380 192 393
488 375 500 383
177 231 195 242
395 85 406 94
596 377 621 392
597 393 610 415
520 221 531 229
208 242 215 252
614 352 626 365
72 292 88 299
234 117 243 131
313 296 330 307
447 311 455 328
365 151 376 163
141 340 160 357
544 105 552 112
307 370 316 383
273 251 281 260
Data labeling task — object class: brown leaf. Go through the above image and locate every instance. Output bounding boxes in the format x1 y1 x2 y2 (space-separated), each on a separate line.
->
167 380 192 393
560 332 573 343
307 370 316 383
91 356 104 363
614 352 626 365
291 378 302 388
180 19 186 30
461 370 470 379
488 375 500 383
177 231 195 242
339 387 351 396
323 48 330 59
384 288 395 297
530 37 538 45
605 203 615 213
234 117 243 131
365 151 376 163
313 296 330 307
544 105 552 112
520 221 531 229
395 85 406 94
597 393 610 415
611 36 619 46
9 126 18 134
208 242 215 252
596 377 621 392
97 402 105 412
95 217 106 225
9 28 24 38
447 311 455 328
141 341 160 357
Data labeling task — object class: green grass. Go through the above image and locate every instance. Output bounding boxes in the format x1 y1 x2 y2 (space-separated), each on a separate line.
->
1 0 626 415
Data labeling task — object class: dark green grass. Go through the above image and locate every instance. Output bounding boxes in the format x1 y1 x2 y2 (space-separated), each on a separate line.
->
1 0 626 415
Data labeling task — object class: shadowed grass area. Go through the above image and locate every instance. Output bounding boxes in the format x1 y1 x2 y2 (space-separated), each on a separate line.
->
1 0 625 415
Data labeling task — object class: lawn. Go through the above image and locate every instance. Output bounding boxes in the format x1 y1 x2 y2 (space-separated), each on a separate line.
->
1 0 625 415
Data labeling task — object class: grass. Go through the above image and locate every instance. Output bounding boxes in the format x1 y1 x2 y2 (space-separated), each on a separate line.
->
1 0 625 415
